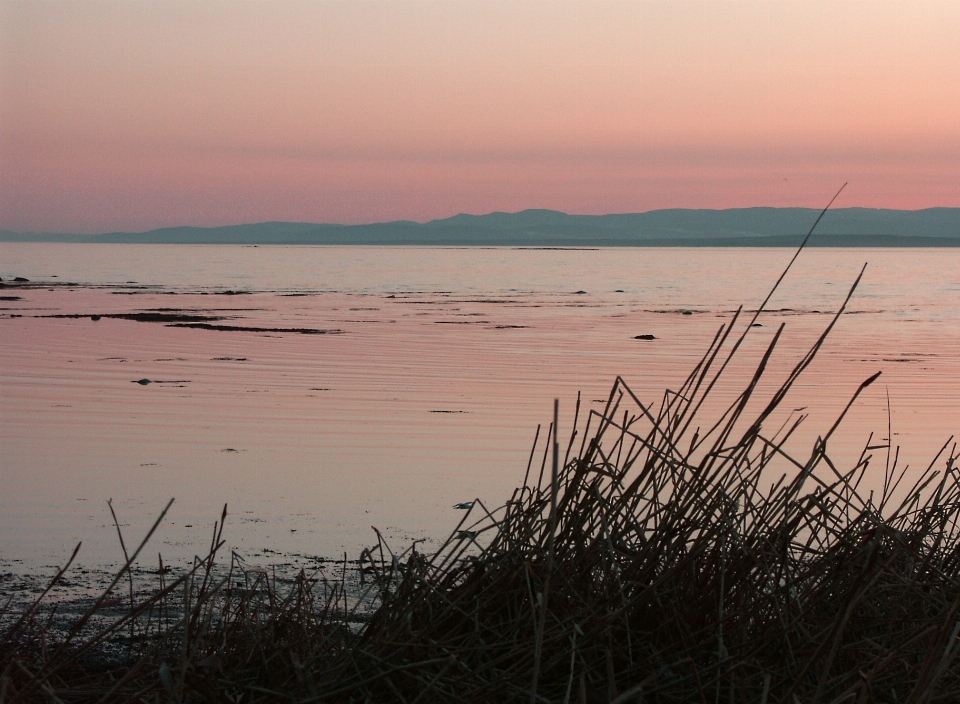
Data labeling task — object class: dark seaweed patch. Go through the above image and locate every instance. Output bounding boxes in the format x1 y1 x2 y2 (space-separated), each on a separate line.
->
114 312 223 323
37 312 222 323
169 323 342 334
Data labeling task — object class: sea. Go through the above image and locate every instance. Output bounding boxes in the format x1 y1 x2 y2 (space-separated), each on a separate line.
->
2 244 959 579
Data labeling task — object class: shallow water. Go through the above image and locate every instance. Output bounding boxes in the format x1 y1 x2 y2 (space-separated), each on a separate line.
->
2 244 959 575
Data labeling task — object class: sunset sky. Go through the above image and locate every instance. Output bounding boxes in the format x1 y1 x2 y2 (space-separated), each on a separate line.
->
2 0 958 233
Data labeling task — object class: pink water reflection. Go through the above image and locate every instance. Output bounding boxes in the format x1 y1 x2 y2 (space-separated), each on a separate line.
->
2 246 958 572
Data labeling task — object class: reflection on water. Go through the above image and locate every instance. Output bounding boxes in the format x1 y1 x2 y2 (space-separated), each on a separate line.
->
1 245 959 572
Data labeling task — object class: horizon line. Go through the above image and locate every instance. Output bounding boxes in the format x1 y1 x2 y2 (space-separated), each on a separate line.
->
4 204 960 237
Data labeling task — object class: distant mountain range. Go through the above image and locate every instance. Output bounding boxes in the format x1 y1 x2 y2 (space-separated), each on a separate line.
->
3 208 959 246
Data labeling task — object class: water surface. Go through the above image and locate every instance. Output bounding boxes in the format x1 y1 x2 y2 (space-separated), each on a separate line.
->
2 244 958 574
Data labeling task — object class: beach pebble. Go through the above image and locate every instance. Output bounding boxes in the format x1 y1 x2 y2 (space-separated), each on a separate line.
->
91 315 101 321
14 277 29 282
134 378 152 385
634 334 656 340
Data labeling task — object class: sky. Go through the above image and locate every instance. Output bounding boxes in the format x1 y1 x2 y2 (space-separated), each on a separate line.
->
1 0 959 233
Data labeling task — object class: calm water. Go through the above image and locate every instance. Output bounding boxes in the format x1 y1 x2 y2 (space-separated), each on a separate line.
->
2 244 959 574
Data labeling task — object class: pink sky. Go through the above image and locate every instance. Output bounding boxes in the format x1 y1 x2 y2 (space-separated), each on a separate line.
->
2 0 958 233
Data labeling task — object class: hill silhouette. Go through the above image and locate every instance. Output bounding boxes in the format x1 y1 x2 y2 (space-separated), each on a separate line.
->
3 207 958 246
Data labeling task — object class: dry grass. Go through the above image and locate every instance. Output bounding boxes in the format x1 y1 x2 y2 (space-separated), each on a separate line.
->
5 201 960 702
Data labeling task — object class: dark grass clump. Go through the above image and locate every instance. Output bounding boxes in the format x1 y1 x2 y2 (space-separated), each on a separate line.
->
4 196 960 701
